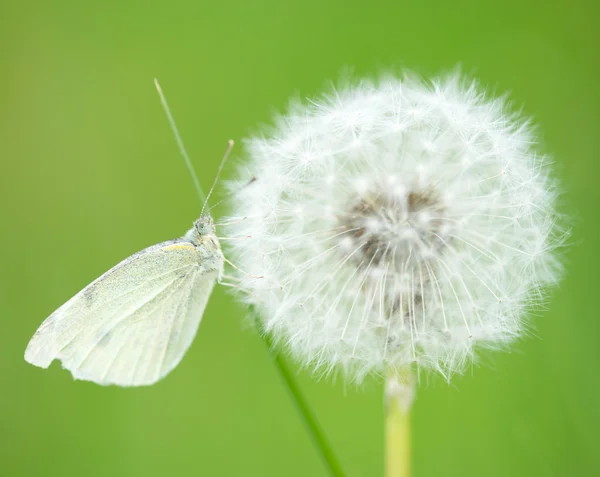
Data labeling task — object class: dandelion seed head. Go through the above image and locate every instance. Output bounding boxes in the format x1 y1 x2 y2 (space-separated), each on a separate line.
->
225 73 564 381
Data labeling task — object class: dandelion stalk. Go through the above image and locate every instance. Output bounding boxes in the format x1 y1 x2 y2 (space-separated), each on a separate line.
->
252 306 346 477
385 369 415 477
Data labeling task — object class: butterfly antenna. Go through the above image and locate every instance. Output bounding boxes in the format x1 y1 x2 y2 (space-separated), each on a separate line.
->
201 139 234 216
154 78 205 205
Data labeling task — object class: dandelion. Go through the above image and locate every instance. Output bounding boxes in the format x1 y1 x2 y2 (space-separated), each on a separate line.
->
225 73 563 383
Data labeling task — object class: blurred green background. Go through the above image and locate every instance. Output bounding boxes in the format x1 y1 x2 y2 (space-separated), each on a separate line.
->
1 1 598 476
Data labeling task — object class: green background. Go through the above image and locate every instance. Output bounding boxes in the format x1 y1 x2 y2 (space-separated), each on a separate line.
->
1 1 598 476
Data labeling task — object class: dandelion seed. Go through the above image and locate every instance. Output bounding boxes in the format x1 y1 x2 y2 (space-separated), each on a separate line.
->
225 73 565 381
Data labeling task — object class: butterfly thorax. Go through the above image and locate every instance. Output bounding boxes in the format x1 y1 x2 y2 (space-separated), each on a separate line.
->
183 215 223 277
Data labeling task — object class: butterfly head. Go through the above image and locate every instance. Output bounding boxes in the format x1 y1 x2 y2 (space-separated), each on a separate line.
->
193 214 216 237
184 215 222 260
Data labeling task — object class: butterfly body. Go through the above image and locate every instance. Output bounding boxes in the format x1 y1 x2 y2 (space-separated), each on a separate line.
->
25 214 223 387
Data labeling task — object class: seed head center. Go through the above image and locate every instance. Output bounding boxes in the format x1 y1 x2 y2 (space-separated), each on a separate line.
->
338 185 448 271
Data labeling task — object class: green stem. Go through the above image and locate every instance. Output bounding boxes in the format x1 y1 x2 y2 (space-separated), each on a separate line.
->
385 369 414 477
252 308 346 477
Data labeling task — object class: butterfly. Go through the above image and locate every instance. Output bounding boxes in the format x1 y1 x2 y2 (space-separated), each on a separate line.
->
25 80 233 386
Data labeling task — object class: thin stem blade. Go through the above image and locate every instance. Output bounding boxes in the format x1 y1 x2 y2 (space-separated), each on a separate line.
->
252 307 346 477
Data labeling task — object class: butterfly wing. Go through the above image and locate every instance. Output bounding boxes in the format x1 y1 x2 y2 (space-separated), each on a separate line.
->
25 241 218 386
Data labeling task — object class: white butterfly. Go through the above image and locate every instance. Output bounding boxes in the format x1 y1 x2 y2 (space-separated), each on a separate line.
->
25 80 232 386
25 216 223 386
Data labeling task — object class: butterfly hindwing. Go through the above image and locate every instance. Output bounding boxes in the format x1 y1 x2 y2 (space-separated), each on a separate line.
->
25 241 217 386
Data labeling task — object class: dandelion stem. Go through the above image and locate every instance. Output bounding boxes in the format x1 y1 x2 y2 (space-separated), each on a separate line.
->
385 369 414 477
251 307 345 477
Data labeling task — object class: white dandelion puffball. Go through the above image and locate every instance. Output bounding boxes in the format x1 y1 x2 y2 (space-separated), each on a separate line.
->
225 73 563 381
